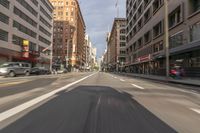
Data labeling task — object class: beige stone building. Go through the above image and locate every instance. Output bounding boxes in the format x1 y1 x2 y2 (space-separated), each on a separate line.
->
50 0 86 70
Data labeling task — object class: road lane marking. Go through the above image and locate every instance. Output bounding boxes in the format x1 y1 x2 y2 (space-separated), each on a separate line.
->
131 84 145 90
190 108 200 114
0 73 97 122
120 79 125 82
0 80 29 87
114 77 117 79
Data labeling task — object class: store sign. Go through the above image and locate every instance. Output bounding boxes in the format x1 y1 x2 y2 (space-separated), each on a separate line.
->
137 54 151 62
22 40 29 58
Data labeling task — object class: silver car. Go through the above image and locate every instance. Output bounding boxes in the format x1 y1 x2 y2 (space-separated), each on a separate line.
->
0 62 31 77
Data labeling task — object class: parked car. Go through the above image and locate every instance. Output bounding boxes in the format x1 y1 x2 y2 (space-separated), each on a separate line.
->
57 69 68 74
0 62 31 77
30 67 50 75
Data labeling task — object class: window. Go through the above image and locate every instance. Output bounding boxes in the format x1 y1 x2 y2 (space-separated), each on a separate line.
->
39 35 51 45
144 8 151 23
40 16 52 29
40 6 52 21
120 36 126 41
190 0 200 14
0 12 9 24
13 20 37 38
169 31 184 49
0 29 8 42
13 6 37 27
137 5 143 17
39 25 52 37
41 0 53 13
144 31 151 44
153 41 163 53
153 0 163 13
169 6 182 28
31 0 38 7
0 0 9 9
138 37 143 48
16 0 38 17
144 0 150 7
153 21 163 38
120 29 126 34
71 11 74 16
120 42 126 47
29 42 37 51
137 19 143 30
190 22 200 42
120 50 126 55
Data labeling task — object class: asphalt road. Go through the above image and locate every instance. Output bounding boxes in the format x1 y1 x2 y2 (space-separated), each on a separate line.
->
0 72 200 133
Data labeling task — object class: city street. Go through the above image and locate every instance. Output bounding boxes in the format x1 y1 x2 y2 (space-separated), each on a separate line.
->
0 72 200 133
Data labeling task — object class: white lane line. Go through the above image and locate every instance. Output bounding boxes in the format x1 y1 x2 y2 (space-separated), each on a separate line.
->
120 79 125 82
190 108 200 115
131 84 145 90
114 77 117 79
0 73 97 122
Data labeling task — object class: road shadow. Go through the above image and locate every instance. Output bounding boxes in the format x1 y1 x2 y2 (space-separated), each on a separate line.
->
1 86 177 133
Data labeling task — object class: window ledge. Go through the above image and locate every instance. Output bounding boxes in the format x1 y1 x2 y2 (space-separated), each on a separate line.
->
188 10 200 19
169 21 183 31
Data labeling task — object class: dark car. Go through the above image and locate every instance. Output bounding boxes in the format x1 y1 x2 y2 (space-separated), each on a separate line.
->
30 67 50 75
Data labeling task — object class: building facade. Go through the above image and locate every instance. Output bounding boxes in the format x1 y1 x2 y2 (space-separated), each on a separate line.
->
126 0 200 77
0 0 53 68
50 0 86 70
107 18 126 72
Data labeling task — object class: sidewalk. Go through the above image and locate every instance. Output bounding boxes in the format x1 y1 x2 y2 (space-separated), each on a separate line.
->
115 73 200 87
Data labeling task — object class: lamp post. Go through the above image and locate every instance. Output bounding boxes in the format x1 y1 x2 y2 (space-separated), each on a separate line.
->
164 0 170 78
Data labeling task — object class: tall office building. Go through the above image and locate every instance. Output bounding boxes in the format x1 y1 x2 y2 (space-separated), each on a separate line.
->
107 18 126 72
126 0 200 77
0 0 53 68
50 0 86 70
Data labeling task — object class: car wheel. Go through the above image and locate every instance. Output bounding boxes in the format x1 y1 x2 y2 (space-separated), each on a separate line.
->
25 71 30 76
9 71 16 77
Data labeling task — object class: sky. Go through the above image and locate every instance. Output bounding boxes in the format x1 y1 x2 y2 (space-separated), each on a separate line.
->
79 0 126 58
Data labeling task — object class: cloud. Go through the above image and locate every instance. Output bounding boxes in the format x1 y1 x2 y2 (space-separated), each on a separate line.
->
79 0 126 57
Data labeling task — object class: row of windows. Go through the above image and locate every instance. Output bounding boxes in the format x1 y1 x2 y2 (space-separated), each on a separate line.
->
0 28 8 42
40 6 52 21
39 35 51 45
30 0 38 7
39 25 52 37
51 1 76 6
13 6 37 28
13 20 37 39
41 0 53 13
39 16 52 29
16 0 38 17
0 12 9 24
127 20 163 52
0 0 9 9
127 5 182 43
127 0 164 36
128 21 200 57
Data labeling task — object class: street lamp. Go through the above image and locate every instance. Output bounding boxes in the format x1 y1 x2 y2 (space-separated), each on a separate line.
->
164 0 170 78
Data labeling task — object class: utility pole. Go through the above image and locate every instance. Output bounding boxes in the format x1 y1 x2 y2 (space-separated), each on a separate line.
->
164 0 170 78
